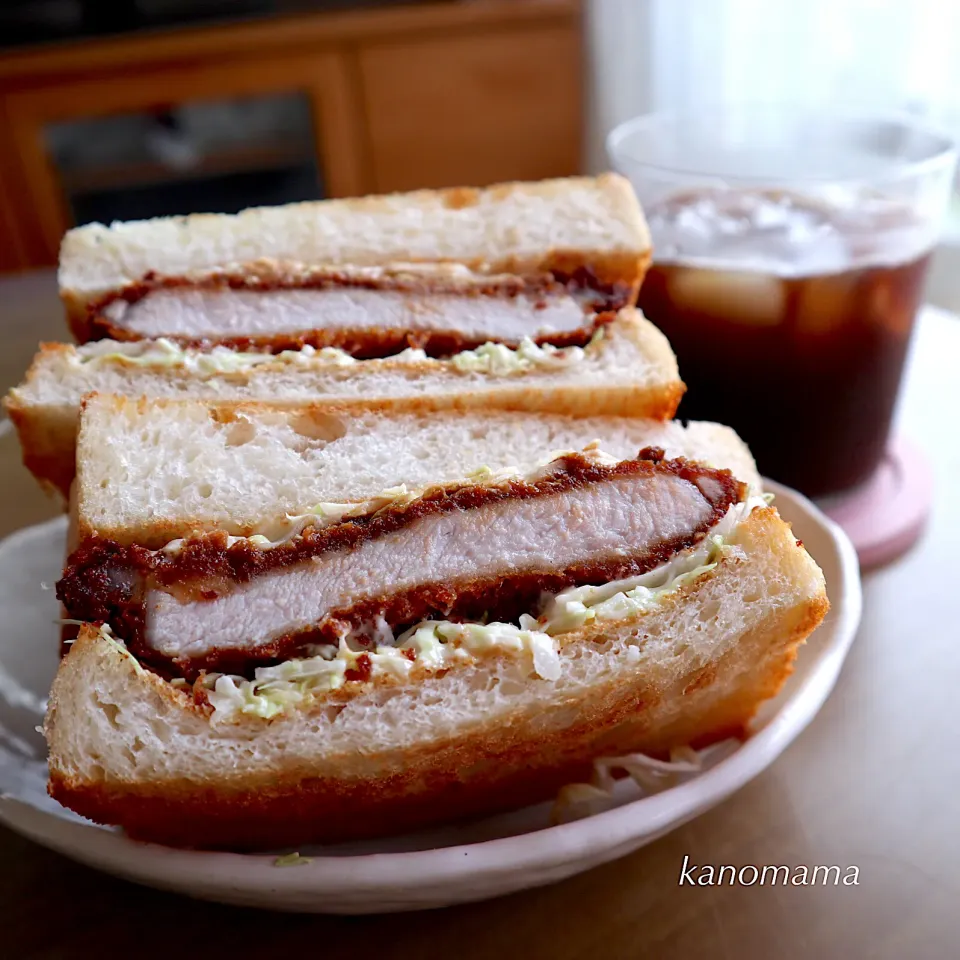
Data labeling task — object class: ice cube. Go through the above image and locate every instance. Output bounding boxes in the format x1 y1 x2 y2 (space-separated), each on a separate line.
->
794 274 857 336
867 277 916 338
668 268 786 327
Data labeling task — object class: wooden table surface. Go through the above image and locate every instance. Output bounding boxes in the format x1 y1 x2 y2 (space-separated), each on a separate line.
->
0 272 957 959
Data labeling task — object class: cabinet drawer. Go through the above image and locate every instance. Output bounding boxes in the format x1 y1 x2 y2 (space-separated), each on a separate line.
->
360 23 581 192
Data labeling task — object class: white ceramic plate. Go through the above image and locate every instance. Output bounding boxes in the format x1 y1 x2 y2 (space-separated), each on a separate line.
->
0 483 861 913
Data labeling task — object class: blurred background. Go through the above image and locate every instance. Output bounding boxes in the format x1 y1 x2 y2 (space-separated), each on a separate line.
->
0 0 581 275
1 0 959 293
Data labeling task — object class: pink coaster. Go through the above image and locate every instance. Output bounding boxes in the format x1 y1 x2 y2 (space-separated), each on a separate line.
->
818 436 933 570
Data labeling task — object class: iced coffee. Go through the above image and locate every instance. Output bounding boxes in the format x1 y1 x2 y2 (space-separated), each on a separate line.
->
637 188 934 497
610 110 957 498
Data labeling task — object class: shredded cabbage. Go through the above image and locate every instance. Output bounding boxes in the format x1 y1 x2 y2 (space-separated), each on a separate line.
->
73 329 597 380
537 495 765 636
203 621 557 722
75 339 366 375
273 852 312 867
451 334 594 375
551 744 725 823
91 622 147 676
540 537 726 635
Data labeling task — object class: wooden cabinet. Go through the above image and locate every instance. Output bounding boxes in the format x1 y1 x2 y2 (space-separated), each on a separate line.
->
0 0 582 273
361 24 581 192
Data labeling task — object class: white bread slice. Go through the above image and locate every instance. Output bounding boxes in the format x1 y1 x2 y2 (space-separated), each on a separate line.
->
60 175 651 335
45 507 828 850
74 395 761 548
5 311 683 500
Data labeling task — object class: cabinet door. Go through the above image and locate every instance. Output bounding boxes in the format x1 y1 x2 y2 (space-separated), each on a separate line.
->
360 23 581 192
2 51 366 266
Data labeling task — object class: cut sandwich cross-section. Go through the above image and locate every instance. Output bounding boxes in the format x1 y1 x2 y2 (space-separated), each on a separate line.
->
58 448 745 676
45 397 828 850
59 175 651 342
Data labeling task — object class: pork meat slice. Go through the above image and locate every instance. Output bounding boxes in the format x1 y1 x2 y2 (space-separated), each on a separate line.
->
101 287 593 350
144 469 734 660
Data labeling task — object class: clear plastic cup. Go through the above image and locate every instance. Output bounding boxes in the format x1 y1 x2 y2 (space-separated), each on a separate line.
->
608 109 957 497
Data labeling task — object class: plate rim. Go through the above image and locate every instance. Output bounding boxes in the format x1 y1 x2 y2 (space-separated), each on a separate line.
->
0 481 862 904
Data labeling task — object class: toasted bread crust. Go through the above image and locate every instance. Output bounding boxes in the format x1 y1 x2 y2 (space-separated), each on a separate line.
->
47 594 825 850
46 508 828 850
3 394 77 500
